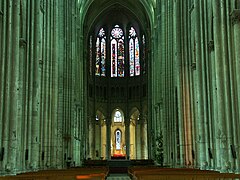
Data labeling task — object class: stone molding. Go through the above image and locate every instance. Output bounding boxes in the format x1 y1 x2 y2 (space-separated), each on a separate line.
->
191 62 196 70
231 9 240 25
19 38 27 47
208 40 214 52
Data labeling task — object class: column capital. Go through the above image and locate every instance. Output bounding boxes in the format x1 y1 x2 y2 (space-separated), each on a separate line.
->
125 119 130 127
88 116 96 124
231 9 240 25
105 118 112 126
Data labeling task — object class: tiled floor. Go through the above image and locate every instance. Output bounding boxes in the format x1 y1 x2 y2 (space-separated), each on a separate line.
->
107 173 131 180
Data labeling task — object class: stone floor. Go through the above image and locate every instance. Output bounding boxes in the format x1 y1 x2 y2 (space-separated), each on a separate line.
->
107 173 131 180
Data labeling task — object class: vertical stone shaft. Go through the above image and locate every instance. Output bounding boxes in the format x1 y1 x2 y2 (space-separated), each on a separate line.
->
3 0 13 170
7 0 20 171
194 0 207 168
220 0 233 166
0 1 6 168
31 0 41 169
52 0 59 167
212 0 228 171
125 120 130 159
141 118 148 159
232 3 240 173
89 119 95 159
106 120 111 160
173 0 184 166
199 0 209 165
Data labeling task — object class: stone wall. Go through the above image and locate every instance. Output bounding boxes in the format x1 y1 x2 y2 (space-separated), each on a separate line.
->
151 0 240 173
0 0 85 174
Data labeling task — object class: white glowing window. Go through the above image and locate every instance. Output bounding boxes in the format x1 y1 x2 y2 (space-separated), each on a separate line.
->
114 110 122 122
116 130 121 150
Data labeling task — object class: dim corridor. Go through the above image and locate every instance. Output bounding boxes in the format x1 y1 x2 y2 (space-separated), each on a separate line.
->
107 174 131 180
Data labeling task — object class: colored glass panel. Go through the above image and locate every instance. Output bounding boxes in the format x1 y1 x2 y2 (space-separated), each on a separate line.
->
111 39 117 77
135 37 140 76
95 28 106 76
129 27 136 37
142 35 146 74
129 38 134 76
98 28 105 37
95 37 100 76
101 38 106 76
118 39 124 77
111 25 123 38
89 36 92 75
114 110 122 122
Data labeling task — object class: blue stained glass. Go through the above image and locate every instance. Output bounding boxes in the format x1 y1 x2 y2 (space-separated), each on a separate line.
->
101 38 106 76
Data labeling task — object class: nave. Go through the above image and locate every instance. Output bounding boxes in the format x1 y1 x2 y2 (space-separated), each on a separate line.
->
1 160 240 180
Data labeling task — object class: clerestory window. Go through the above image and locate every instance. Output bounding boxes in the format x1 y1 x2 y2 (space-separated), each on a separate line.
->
90 25 146 77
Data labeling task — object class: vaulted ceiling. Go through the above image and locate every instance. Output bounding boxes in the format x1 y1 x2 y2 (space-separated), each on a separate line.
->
79 0 155 37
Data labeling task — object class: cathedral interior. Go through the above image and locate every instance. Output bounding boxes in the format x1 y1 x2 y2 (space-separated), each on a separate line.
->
0 0 240 177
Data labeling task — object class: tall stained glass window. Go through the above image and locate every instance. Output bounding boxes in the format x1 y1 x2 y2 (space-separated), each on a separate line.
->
129 27 140 76
95 28 106 76
111 25 124 77
89 35 92 75
142 35 146 74
93 25 143 77
116 130 121 150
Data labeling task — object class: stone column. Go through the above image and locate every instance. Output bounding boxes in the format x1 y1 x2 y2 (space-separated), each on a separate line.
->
2 0 13 172
88 118 95 159
95 120 101 160
125 119 130 159
106 119 111 160
173 0 185 167
194 0 207 169
220 0 233 171
212 0 229 172
140 115 148 159
135 119 141 159
7 0 20 172
231 8 240 173
30 0 41 170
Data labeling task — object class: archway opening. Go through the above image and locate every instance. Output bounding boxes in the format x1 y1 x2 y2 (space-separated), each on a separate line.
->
84 0 151 161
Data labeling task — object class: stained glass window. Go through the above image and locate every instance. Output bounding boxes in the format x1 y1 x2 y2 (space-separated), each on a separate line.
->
89 36 92 75
111 25 124 77
95 28 106 76
135 37 140 75
93 26 143 77
114 110 122 122
129 39 134 76
129 27 140 76
142 35 146 74
116 130 121 150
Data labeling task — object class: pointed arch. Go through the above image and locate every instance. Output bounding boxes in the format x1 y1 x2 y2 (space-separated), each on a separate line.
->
95 28 106 76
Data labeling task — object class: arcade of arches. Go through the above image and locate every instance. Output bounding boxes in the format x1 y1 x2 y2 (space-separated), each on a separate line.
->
1 0 240 176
